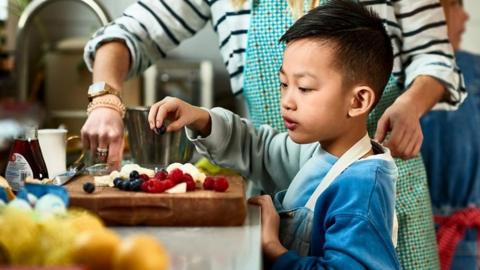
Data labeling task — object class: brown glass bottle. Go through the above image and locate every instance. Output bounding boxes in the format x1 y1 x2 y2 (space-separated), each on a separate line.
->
5 127 49 191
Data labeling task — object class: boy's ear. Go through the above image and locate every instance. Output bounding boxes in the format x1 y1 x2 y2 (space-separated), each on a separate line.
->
348 86 375 117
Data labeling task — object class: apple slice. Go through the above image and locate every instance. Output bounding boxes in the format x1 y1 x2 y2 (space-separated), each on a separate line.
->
165 182 187 194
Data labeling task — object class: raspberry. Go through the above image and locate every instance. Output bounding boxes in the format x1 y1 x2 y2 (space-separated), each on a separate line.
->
163 179 175 190
141 180 149 192
154 170 168 181
169 168 184 184
186 180 196 191
214 177 229 192
139 174 149 182
203 177 215 190
151 180 166 193
183 173 194 183
145 180 158 193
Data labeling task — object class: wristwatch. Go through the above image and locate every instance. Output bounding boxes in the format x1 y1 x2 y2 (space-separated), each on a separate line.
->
87 81 121 101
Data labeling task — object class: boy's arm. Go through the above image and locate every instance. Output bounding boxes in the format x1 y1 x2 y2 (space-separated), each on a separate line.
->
187 107 307 194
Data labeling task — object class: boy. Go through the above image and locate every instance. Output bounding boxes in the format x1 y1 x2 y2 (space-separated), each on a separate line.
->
148 0 399 268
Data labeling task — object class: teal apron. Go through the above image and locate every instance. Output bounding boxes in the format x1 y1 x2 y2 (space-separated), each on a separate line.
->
243 0 440 268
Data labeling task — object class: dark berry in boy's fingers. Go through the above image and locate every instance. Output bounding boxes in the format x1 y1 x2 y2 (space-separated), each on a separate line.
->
129 170 139 180
155 124 167 135
83 182 95 193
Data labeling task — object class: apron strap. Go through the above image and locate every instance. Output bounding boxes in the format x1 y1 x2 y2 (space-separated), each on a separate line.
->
305 133 372 210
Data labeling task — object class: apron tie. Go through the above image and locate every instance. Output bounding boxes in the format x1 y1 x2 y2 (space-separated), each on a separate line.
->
434 207 480 270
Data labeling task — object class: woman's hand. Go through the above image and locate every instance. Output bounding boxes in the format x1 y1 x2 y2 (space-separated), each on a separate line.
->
248 195 288 261
148 96 211 136
374 98 423 160
81 106 125 169
374 75 445 160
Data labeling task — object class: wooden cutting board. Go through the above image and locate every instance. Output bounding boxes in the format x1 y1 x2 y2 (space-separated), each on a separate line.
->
65 175 247 226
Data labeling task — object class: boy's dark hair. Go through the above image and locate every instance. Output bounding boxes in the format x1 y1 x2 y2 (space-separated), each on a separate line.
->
279 0 394 107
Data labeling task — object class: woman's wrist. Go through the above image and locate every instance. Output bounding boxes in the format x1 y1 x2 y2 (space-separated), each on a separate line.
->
87 94 126 118
400 75 445 117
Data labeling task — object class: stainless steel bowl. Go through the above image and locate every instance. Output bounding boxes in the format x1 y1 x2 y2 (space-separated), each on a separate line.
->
125 107 193 168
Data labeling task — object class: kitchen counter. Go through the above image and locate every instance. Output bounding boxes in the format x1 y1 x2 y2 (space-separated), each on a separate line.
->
112 205 261 270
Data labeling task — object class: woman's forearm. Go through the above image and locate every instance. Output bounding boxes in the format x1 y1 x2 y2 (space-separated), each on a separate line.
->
396 75 445 117
92 41 131 92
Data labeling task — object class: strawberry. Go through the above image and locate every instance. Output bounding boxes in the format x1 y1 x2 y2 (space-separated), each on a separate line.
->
214 177 229 192
203 176 215 190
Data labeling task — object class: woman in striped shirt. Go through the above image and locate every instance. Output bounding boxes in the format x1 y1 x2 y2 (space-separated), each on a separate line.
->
81 0 464 269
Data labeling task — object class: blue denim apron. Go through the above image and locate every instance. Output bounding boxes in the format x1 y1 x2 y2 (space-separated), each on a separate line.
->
272 134 373 256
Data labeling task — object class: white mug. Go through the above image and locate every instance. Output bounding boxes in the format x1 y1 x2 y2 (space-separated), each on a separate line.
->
38 129 83 178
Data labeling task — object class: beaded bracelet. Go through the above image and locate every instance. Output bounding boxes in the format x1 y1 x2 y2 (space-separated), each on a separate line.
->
87 95 126 118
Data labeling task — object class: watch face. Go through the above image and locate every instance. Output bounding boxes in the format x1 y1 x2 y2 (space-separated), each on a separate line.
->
88 82 108 96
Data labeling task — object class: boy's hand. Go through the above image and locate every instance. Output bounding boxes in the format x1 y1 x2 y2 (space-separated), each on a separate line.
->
248 195 288 261
148 96 211 136
374 98 423 160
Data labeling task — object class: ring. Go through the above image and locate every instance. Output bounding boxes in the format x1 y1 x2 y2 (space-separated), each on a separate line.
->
96 147 109 157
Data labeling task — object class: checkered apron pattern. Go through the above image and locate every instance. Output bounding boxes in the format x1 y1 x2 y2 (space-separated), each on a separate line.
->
243 1 440 269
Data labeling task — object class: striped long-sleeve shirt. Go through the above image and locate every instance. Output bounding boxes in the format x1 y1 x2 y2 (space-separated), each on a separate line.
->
84 0 466 110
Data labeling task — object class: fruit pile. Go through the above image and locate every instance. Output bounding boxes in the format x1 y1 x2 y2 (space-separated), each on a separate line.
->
111 168 229 193
86 162 230 194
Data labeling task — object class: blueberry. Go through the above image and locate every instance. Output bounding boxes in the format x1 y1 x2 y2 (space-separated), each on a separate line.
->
113 177 123 187
119 180 131 191
129 170 139 180
130 179 142 191
155 124 167 135
83 182 95 193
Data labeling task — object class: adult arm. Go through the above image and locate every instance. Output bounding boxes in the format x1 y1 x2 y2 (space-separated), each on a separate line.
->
81 1 212 167
374 0 466 159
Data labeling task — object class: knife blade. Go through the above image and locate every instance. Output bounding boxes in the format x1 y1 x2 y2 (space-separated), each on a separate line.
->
52 161 85 186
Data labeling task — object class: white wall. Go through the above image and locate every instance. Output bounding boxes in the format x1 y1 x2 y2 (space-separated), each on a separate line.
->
462 0 480 54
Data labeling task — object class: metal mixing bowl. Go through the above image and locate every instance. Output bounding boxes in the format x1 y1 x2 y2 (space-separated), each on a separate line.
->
125 107 193 168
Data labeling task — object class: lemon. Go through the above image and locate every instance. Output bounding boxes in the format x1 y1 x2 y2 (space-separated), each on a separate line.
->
73 229 121 270
68 209 105 233
113 234 169 270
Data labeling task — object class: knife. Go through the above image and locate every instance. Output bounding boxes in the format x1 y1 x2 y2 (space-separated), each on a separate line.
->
52 161 85 186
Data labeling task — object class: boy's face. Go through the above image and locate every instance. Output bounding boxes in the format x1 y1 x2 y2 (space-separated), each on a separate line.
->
279 38 352 144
